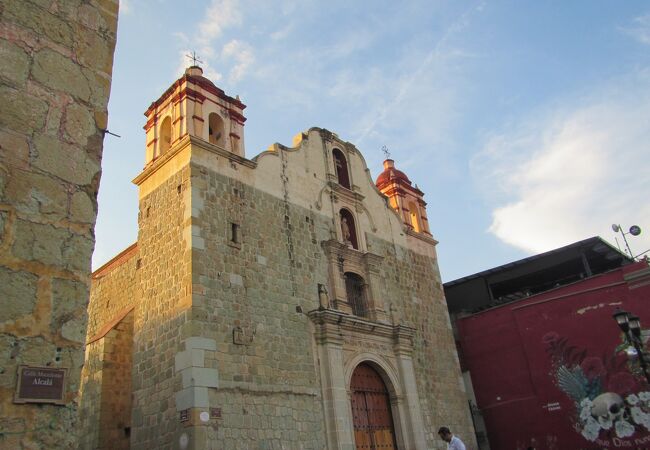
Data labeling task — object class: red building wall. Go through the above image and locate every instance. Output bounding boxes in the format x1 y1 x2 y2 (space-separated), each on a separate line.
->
458 261 650 450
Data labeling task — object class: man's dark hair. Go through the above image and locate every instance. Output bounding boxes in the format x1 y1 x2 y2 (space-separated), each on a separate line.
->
438 426 451 435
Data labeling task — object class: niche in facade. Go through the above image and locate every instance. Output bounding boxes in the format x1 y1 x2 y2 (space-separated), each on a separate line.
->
208 113 225 147
340 209 358 250
333 148 351 189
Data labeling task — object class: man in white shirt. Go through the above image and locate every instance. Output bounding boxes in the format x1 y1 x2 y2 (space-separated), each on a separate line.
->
438 426 467 450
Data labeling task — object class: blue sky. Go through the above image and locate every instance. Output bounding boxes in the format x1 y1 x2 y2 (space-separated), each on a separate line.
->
94 0 650 281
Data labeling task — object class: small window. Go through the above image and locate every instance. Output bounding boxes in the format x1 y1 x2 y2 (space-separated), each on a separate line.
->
332 148 351 189
159 116 172 156
230 223 240 244
345 272 367 317
208 113 225 147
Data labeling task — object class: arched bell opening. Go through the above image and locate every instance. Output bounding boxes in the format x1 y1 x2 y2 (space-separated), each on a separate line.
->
408 202 421 232
208 112 225 147
158 116 172 157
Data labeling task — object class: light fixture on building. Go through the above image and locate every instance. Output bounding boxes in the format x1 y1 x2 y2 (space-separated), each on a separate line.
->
611 223 642 260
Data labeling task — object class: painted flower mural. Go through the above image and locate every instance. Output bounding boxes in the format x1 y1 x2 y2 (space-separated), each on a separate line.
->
543 332 650 442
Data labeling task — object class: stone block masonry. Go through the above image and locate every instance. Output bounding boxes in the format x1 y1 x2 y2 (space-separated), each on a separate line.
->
82 69 476 447
0 0 118 448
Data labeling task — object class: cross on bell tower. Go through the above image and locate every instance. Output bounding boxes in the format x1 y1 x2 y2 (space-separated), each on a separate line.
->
186 51 203 67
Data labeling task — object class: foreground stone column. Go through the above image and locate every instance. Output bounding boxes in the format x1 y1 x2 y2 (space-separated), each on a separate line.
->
0 0 118 447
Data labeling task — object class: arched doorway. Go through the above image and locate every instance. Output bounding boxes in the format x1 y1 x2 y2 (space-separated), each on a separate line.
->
350 363 397 450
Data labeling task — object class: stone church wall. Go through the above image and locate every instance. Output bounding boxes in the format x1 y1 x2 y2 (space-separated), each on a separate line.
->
0 0 117 447
131 167 193 448
366 235 473 446
79 246 138 449
190 165 329 449
81 100 473 448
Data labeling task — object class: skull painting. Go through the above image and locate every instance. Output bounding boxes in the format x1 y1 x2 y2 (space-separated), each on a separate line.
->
591 392 625 421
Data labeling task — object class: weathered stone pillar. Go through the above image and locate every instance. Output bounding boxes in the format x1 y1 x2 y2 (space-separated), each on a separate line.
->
0 0 118 447
312 318 356 450
394 327 427 450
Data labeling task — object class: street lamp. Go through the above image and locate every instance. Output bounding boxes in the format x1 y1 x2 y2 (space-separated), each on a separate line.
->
613 308 650 384
612 223 642 260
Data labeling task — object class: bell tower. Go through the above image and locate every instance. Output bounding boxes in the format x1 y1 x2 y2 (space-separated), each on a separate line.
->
375 158 432 236
142 65 246 165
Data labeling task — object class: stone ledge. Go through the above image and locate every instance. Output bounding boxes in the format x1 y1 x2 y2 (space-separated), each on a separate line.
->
184 337 217 351
181 367 218 389
175 386 209 411
175 349 205 372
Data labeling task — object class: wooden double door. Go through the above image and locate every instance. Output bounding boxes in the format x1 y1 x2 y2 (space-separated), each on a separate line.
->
350 363 398 450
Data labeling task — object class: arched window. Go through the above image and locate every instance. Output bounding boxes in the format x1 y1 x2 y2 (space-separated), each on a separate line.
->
408 202 421 232
339 209 358 250
345 272 367 317
159 116 172 156
333 148 351 189
208 113 225 147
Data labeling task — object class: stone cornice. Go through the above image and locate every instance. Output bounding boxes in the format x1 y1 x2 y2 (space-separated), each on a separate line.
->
91 242 138 279
405 228 438 245
329 181 365 205
321 239 384 272
144 73 245 118
307 309 415 353
133 135 256 186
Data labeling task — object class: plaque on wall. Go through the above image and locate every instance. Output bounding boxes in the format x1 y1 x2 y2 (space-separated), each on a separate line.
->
179 409 190 422
14 366 67 405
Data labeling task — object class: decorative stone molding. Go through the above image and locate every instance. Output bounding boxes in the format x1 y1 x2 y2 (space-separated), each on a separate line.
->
321 239 388 322
330 181 365 206
307 309 426 450
308 309 414 347
405 227 439 245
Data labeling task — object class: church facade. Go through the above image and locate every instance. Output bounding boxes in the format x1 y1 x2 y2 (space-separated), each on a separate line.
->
79 66 474 450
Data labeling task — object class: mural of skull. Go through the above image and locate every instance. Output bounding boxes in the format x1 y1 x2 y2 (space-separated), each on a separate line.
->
591 392 625 421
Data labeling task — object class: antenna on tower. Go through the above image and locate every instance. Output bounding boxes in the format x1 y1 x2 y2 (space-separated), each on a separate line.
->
186 51 203 67
381 145 391 159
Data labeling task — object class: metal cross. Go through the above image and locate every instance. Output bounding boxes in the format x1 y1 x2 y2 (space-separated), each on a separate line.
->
381 145 391 159
186 51 203 67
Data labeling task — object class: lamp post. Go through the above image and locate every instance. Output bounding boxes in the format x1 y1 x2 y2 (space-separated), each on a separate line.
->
612 223 642 260
613 308 650 384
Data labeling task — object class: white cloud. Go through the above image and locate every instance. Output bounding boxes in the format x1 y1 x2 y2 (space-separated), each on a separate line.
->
473 73 650 257
352 2 484 147
323 29 376 59
120 0 132 15
197 0 242 45
221 39 254 83
621 13 650 46
173 32 189 45
270 24 293 41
